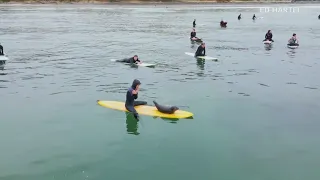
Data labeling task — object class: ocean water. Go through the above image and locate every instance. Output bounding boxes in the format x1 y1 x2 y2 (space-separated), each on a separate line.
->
0 4 320 180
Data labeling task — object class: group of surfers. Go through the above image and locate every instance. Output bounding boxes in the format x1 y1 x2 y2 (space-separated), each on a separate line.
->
237 14 257 20
264 30 299 46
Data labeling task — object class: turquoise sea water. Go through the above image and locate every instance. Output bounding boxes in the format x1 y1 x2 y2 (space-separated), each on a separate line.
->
1 4 320 180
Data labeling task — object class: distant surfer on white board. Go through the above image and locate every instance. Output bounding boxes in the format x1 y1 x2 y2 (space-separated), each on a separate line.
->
288 33 299 46
116 55 141 64
238 14 241 20
252 14 256 20
0 43 3 55
193 19 196 27
190 28 200 41
195 43 206 57
125 79 147 120
264 30 274 42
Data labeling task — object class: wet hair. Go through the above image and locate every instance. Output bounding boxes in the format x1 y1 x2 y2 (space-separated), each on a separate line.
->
201 42 205 46
293 33 296 36
134 55 138 57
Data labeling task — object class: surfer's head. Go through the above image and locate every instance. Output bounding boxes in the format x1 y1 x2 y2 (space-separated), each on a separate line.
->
268 30 271 33
131 79 141 90
293 33 296 37
201 43 205 48
133 55 138 61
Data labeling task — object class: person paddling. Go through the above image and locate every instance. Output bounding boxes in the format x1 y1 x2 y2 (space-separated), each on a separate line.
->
0 43 3 55
195 43 206 57
116 55 141 64
264 30 274 42
125 79 147 120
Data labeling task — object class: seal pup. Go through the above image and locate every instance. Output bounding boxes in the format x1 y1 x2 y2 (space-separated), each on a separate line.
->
153 101 179 114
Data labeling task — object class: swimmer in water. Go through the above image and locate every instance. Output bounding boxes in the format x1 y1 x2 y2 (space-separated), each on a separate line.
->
238 14 241 20
190 28 199 41
195 43 206 57
125 79 147 120
288 33 299 45
264 30 274 42
252 14 256 20
193 19 196 28
116 55 141 64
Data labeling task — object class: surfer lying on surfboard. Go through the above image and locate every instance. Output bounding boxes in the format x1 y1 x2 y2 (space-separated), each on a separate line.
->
195 43 206 57
125 79 147 120
116 55 142 64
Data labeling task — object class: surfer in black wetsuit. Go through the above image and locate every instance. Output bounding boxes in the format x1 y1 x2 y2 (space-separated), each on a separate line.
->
195 43 206 57
0 43 3 55
193 19 196 27
252 14 256 20
125 79 147 120
116 55 141 64
220 20 227 27
264 30 274 42
238 14 241 20
318 14 320 19
288 33 299 46
190 28 199 41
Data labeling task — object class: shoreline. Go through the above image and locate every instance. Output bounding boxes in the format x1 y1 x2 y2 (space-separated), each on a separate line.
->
0 0 305 5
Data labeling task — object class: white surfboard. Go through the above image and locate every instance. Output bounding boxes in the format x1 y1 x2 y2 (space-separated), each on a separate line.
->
263 40 272 44
0 55 9 61
287 44 299 49
185 52 218 61
110 59 155 67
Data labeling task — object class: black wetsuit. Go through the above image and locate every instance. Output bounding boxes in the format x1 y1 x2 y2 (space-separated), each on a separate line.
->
252 15 256 20
0 45 3 55
193 20 196 27
117 57 140 64
125 79 147 119
195 45 205 57
220 21 226 27
190 32 196 39
318 14 320 19
265 33 274 42
238 15 241 20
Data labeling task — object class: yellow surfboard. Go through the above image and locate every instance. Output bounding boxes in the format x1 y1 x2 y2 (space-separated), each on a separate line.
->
97 100 193 119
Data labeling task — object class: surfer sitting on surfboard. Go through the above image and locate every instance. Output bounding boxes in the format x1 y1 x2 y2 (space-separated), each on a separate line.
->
193 19 196 28
0 43 3 55
195 43 206 57
288 33 299 46
190 28 200 41
116 55 141 64
125 79 147 120
264 30 274 42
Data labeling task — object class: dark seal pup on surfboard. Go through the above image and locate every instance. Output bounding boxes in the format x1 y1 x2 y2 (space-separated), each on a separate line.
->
153 101 179 114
